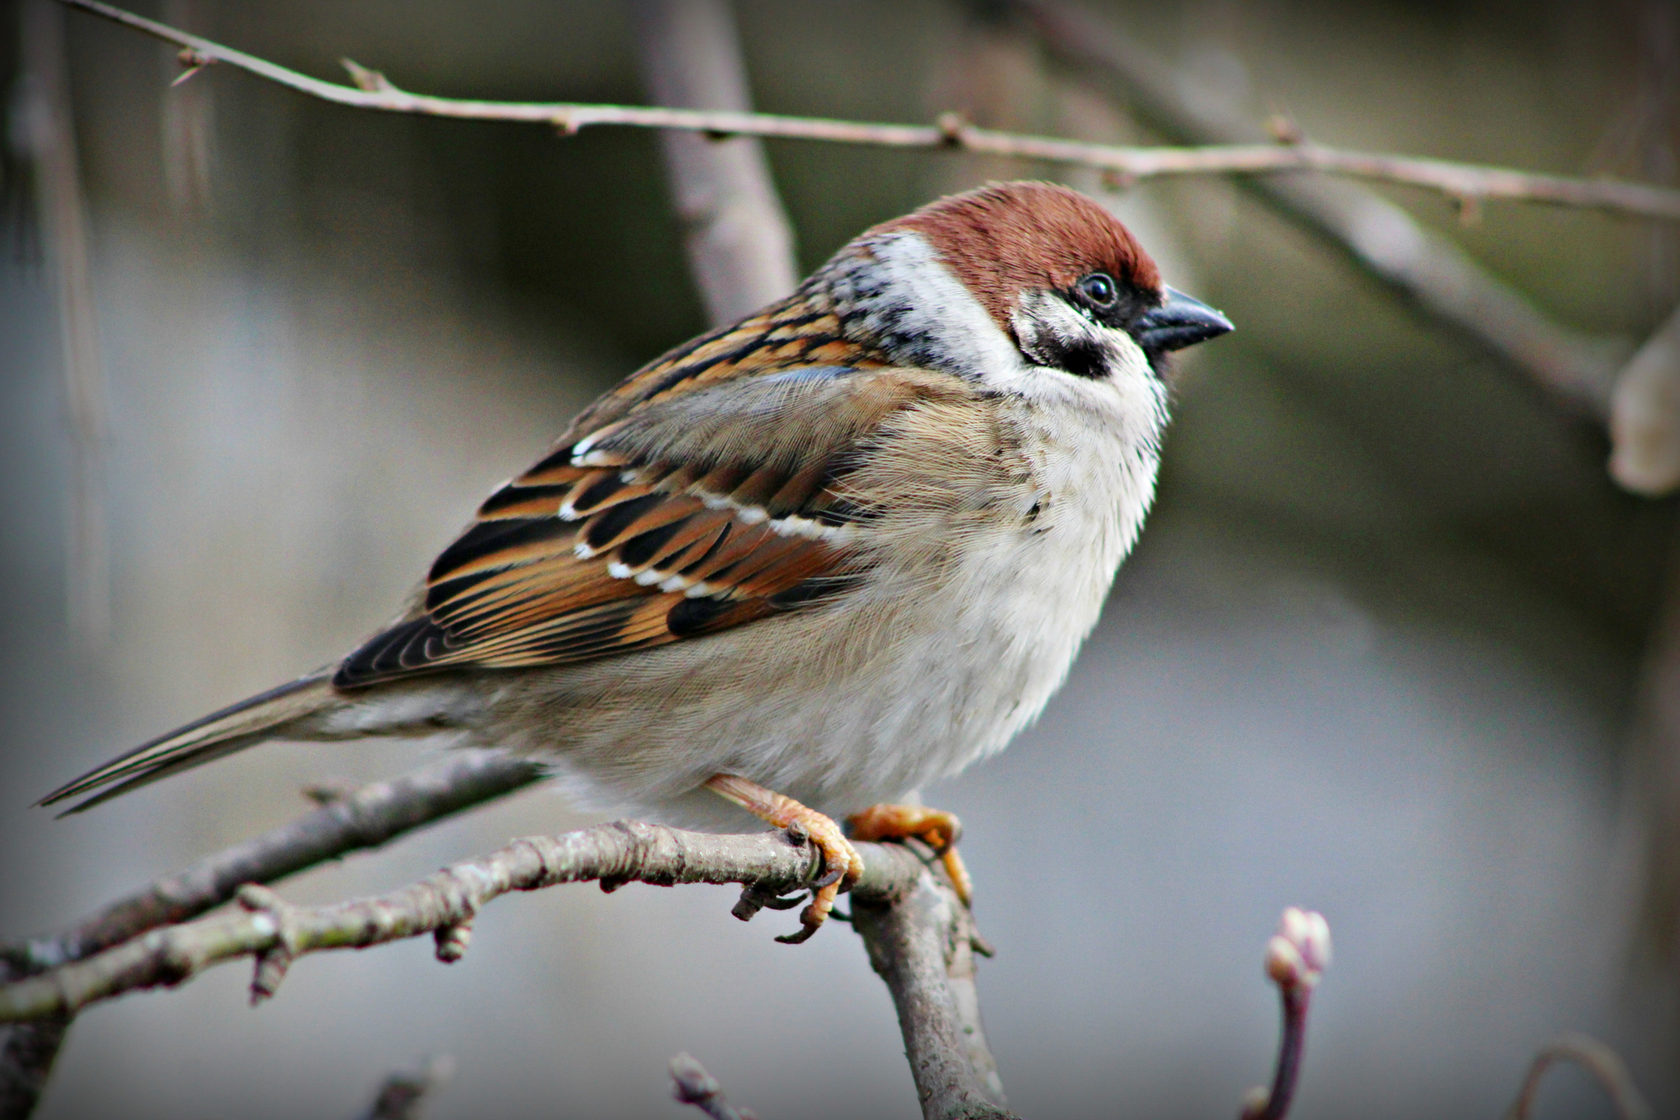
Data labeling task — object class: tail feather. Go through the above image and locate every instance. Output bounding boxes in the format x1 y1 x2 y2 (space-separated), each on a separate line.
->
38 672 339 815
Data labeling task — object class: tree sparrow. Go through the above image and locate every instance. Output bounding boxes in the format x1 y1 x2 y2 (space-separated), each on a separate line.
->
42 182 1231 940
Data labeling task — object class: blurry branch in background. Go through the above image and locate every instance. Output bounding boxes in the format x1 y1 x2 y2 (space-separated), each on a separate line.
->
1609 303 1680 495
631 0 797 324
1501 1033 1653 1120
51 0 1680 224
669 1053 758 1120
361 1055 455 1120
18 0 112 645
158 0 214 212
1002 0 1630 424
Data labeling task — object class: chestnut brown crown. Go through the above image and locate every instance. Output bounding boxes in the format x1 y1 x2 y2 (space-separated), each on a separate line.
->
886 181 1163 335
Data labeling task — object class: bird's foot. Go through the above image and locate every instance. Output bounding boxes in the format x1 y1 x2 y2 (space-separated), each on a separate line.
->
847 803 972 905
704 773 863 944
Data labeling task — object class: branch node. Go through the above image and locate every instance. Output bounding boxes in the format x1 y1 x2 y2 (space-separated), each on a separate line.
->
730 881 799 922
235 884 300 1004
1099 167 1137 193
551 112 579 136
935 110 971 146
249 948 292 1005
340 57 395 94
1265 113 1305 145
433 918 474 963
301 777 359 805
1452 191 1484 227
171 47 211 86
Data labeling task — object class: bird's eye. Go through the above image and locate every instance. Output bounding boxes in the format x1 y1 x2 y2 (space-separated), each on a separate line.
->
1077 272 1117 308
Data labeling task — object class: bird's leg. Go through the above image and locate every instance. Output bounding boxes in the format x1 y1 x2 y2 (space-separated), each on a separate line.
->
704 773 863 944
847 803 973 905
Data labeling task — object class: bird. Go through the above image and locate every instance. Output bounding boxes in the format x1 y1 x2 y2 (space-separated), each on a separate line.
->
40 181 1231 941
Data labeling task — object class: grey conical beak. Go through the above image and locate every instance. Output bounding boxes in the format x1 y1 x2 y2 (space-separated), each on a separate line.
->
1135 287 1233 353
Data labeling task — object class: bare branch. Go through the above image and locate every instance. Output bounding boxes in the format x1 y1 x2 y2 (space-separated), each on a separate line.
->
1007 0 1626 420
1240 908 1331 1120
1501 1033 1653 1120
852 873 1015 1120
632 0 798 324
7 751 543 973
1609 302 1680 495
0 822 932 1022
53 0 1680 223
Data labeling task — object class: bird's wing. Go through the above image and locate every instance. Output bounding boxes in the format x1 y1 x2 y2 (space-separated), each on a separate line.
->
335 310 973 687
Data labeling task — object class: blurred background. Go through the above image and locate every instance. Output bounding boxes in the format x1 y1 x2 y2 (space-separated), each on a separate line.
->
2 1 1677 1117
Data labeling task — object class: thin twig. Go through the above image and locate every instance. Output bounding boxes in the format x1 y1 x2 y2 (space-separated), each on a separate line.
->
669 1053 758 1120
1240 908 1331 1120
51 0 1680 223
632 0 797 324
1008 0 1628 419
1501 1033 1653 1120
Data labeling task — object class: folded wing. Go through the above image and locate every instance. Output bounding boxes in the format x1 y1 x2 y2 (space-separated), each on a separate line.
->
335 362 967 687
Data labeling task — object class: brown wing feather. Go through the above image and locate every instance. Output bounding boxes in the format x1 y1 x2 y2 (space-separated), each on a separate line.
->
335 296 968 689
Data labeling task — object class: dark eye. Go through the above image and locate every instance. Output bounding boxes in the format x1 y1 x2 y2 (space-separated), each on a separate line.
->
1077 272 1117 308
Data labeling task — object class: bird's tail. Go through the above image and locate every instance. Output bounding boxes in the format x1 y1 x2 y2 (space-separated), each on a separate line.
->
37 672 342 815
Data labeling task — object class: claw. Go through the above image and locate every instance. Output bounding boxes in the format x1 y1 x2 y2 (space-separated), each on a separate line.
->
848 803 974 905
705 773 863 942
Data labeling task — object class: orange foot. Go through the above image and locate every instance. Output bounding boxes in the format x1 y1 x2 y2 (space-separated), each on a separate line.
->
704 773 863 944
847 803 973 905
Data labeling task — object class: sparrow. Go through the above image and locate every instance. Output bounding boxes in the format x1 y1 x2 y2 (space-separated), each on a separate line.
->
41 181 1231 941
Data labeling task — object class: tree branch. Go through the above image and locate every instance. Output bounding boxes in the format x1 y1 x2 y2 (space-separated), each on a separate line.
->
632 0 798 325
53 0 1680 223
853 874 1015 1120
0 814 1008 1120
0 820 916 1021
1006 0 1627 420
22 0 112 645
6 751 543 974
1501 1033 1653 1120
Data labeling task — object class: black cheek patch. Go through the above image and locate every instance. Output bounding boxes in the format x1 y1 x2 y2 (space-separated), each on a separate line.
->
1048 337 1109 380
